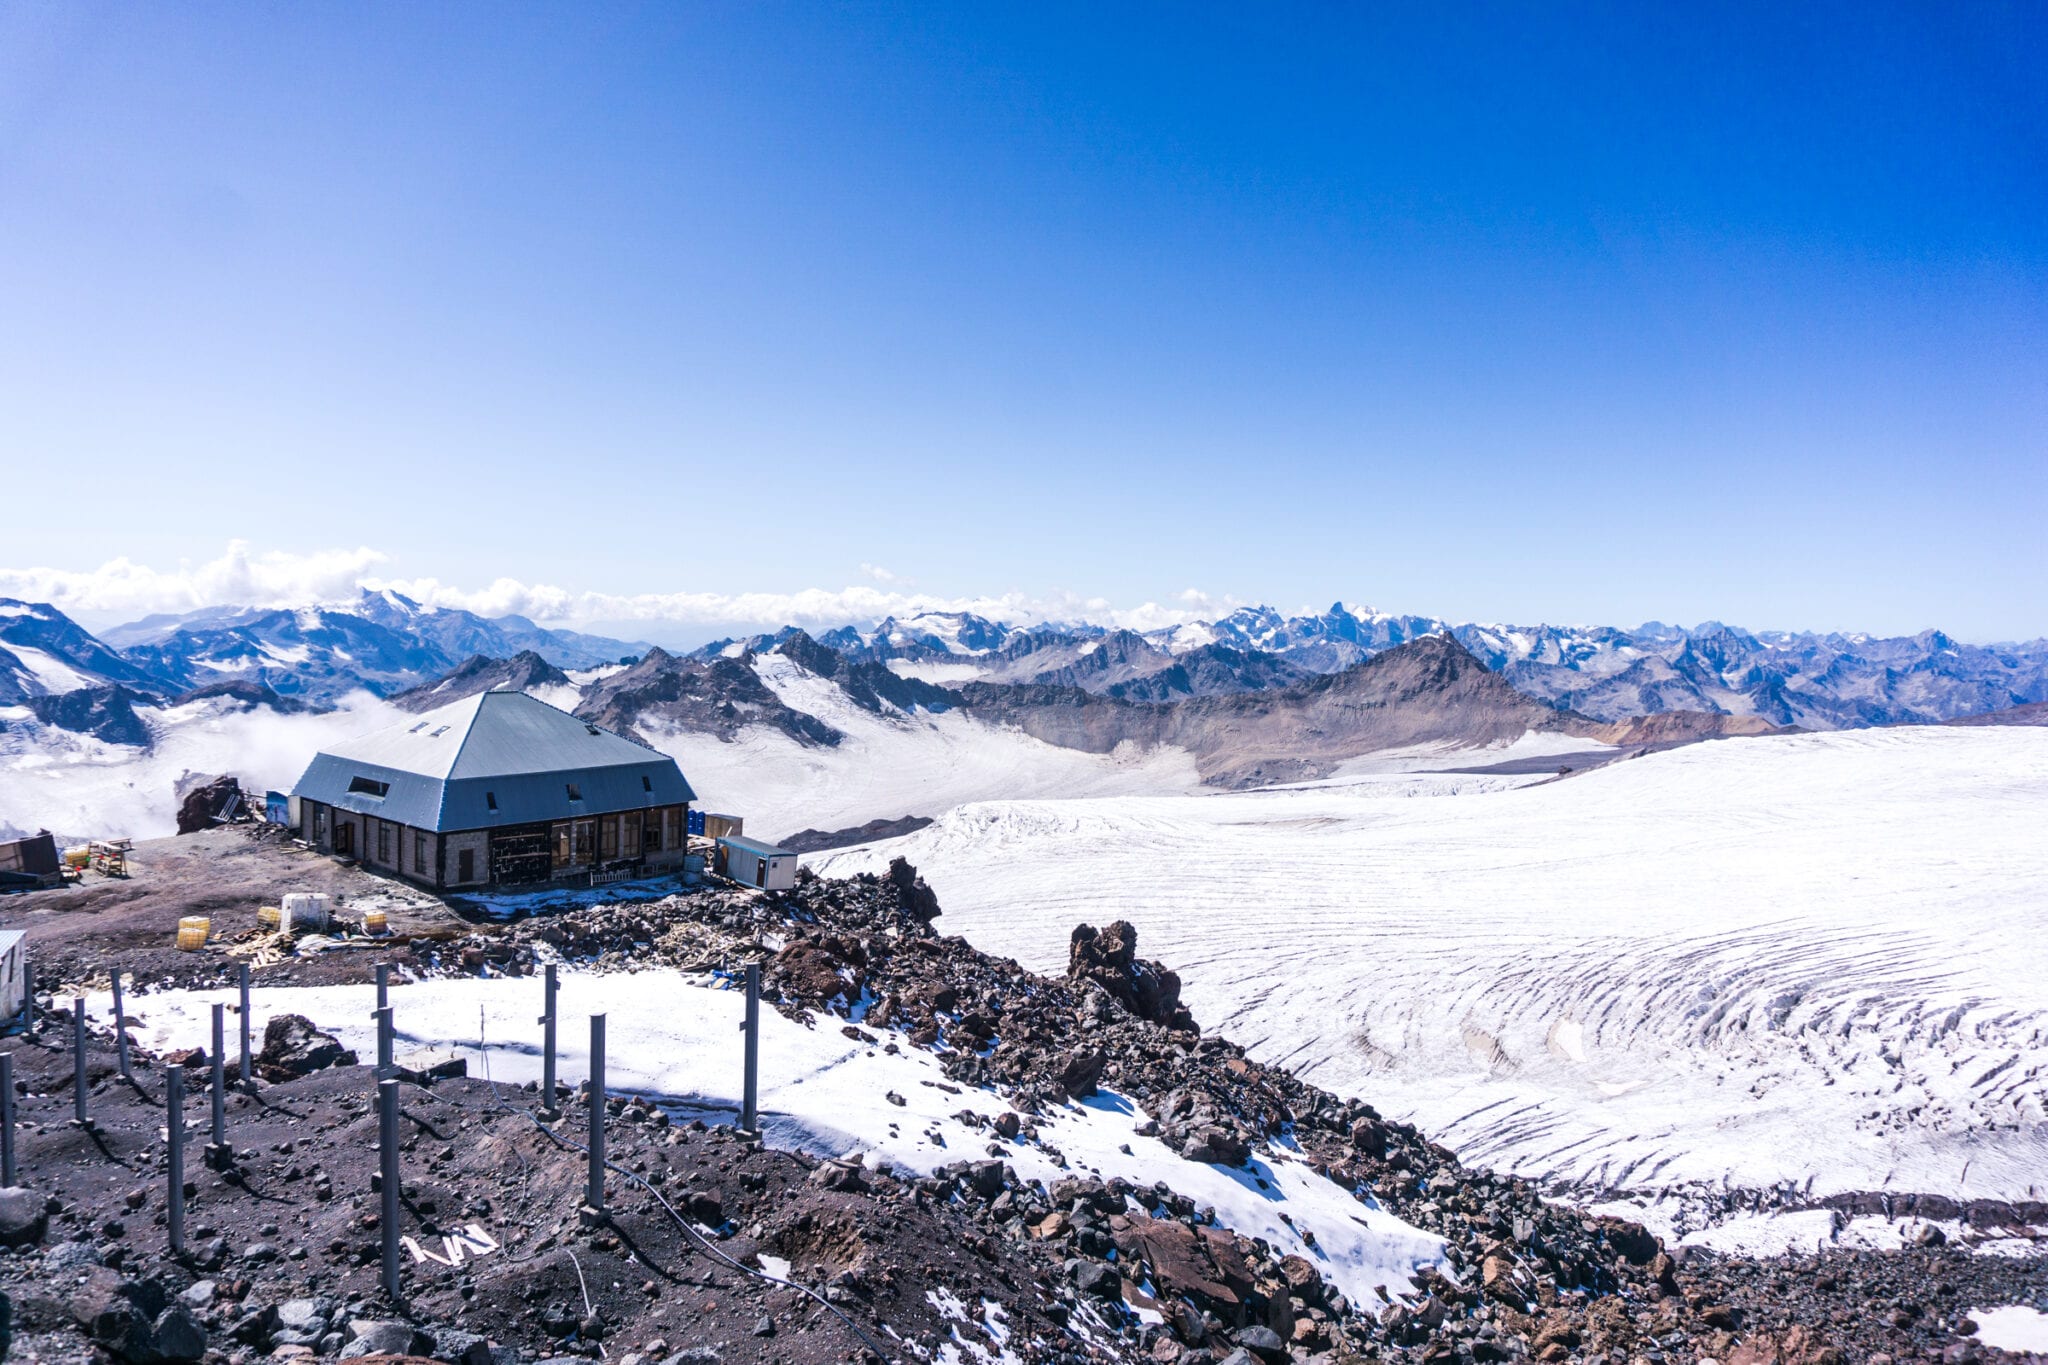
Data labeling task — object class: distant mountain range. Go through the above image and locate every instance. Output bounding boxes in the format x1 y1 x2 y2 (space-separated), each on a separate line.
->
708 602 2048 728
4 592 2046 756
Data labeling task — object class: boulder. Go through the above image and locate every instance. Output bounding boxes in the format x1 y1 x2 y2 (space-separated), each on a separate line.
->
1236 1325 1288 1362
432 1327 494 1365
808 1156 867 1193
1110 1218 1255 1313
1066 1259 1120 1298
255 1015 358 1082
1056 1049 1108 1099
0 1187 49 1247
1181 1125 1251 1166
152 1303 208 1362
339 1320 429 1358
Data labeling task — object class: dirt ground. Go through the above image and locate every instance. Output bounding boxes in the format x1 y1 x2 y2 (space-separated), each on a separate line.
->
0 1019 1057 1364
2 825 473 993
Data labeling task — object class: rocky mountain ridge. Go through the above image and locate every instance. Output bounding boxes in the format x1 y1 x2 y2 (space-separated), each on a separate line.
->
10 594 2048 757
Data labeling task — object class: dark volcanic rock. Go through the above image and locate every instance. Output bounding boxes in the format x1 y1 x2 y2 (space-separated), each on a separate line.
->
174 773 245 833
29 685 154 747
0 1188 48 1247
1068 921 1195 1030
887 857 943 922
390 650 574 713
254 1014 358 1080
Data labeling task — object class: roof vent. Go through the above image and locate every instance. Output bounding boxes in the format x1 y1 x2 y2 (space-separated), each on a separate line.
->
586 725 601 737
408 721 428 733
429 726 449 737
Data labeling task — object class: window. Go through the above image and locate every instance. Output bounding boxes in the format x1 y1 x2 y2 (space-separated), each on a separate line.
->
414 832 427 873
644 810 663 854
599 815 619 860
565 783 582 802
347 776 390 798
641 774 653 792
554 819 594 868
621 813 641 859
376 821 392 865
485 791 498 812
313 806 327 839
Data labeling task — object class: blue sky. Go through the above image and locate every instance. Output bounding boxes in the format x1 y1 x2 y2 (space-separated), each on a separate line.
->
1 4 2043 638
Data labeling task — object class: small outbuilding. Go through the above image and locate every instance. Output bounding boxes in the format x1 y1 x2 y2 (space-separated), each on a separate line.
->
290 689 695 890
714 835 797 891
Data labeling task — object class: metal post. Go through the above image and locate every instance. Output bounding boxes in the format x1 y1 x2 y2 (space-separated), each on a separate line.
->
586 1014 606 1214
72 997 89 1128
378 1078 401 1303
742 962 760 1134
0 1052 15 1186
375 1007 394 1079
237 963 253 1088
209 1004 228 1164
166 1068 186 1255
111 970 131 1080
375 963 390 1013
540 964 558 1116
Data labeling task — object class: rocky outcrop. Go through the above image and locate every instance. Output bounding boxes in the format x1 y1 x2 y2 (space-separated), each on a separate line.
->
27 685 154 748
1068 921 1194 1031
575 648 842 746
887 857 942 923
174 774 245 834
388 651 573 713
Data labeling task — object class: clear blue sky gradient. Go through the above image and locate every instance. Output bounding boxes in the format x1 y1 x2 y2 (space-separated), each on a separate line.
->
2 4 2043 637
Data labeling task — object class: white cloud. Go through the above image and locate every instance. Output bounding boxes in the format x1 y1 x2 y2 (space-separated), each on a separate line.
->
0 541 390 619
0 544 1223 635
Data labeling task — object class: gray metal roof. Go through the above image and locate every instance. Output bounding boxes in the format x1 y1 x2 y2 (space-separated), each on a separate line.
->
290 689 695 833
718 834 794 858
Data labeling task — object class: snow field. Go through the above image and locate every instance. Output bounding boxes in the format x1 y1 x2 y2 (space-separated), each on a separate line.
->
814 728 2048 1217
99 968 1444 1306
1970 1305 2048 1354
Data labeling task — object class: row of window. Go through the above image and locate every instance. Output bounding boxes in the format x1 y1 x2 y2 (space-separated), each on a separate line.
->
551 807 683 868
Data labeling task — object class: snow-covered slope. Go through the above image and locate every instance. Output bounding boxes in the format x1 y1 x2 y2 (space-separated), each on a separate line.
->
816 728 2048 1222
639 653 1204 837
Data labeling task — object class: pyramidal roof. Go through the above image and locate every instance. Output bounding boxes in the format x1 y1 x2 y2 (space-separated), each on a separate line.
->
324 689 664 780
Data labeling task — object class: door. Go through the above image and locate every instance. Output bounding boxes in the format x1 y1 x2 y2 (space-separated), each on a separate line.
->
755 856 767 888
458 848 475 883
334 821 353 856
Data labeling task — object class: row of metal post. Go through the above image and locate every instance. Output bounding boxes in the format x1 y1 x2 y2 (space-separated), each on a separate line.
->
1 955 767 1308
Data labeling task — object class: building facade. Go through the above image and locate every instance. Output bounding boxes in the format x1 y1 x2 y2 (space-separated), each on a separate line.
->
290 689 695 890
